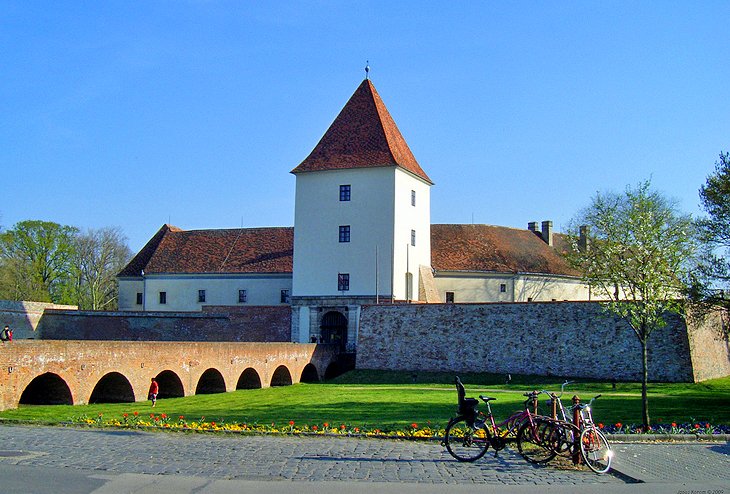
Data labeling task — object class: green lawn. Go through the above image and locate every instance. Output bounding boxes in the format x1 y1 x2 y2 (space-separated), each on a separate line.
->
1 371 729 430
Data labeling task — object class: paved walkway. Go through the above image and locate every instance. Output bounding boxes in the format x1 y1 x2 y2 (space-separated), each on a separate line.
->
0 425 728 493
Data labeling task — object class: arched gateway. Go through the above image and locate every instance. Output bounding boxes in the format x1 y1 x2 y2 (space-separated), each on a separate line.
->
320 310 348 352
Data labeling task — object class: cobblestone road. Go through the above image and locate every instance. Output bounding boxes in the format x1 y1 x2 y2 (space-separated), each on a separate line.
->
0 425 624 486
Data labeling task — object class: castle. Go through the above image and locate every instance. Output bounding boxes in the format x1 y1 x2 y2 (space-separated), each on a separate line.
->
118 78 597 350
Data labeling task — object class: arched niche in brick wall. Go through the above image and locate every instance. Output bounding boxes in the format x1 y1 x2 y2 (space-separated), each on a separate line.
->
19 372 73 405
155 370 184 399
195 368 226 395
271 365 292 387
89 372 135 404
236 368 262 389
300 363 319 383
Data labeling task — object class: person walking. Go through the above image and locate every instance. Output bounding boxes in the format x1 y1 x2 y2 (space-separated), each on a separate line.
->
148 378 159 407
1 325 11 343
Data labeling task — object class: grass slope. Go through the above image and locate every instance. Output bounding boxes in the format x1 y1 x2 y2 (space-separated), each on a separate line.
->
1 371 728 428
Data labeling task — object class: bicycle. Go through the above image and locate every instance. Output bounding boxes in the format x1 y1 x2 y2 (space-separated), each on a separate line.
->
539 381 581 458
572 395 613 473
443 377 557 464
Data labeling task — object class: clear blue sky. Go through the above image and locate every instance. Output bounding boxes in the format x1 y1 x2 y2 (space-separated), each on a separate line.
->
2 1 728 252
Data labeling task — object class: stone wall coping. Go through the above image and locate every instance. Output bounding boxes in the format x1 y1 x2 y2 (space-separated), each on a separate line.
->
43 309 228 319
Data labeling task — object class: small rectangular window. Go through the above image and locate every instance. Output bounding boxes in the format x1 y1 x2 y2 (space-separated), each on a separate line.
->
136 293 143 305
338 273 350 291
198 290 206 303
339 225 351 243
159 292 167 304
500 283 507 293
446 291 455 303
280 289 290 304
411 190 416 206
411 229 416 247
339 184 351 201
238 289 247 303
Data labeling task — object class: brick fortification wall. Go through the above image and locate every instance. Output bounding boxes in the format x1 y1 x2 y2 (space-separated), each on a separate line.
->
357 302 730 382
0 301 78 339
36 306 291 342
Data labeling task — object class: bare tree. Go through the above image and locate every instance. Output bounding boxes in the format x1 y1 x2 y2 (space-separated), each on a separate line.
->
70 227 133 310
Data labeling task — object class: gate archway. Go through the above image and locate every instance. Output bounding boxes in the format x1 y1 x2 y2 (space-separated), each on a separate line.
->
20 373 73 405
321 310 348 352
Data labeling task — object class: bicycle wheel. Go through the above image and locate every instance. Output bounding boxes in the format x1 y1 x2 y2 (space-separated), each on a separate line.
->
580 427 612 474
444 417 490 462
516 419 557 464
548 420 579 457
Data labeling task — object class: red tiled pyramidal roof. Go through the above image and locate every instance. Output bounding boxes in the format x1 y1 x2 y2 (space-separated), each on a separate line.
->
431 224 580 276
118 225 293 276
291 79 432 184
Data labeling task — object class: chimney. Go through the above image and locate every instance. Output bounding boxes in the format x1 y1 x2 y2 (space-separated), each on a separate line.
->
528 222 540 235
541 220 553 246
579 225 589 251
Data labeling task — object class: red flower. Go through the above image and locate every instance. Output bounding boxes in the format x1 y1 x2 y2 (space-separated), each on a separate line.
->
150 413 155 418
161 413 167 419
312 425 318 431
615 422 622 429
598 423 604 429
694 423 700 429
211 421 216 427
323 422 329 428
123 413 128 418
133 411 139 416
289 420 295 426
354 427 359 433
179 415 185 420
411 423 418 429
154 416 160 422
671 422 677 428
340 424 346 430
705 423 711 428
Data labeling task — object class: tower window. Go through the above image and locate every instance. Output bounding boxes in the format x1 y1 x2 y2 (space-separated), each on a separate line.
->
339 184 351 201
338 273 350 291
500 284 507 293
411 190 416 206
411 229 416 247
339 225 351 243
280 290 290 304
198 290 206 303
238 289 247 303
446 291 455 303
159 292 167 304
136 293 143 305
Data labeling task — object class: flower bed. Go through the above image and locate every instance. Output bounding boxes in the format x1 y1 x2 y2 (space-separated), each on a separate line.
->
71 412 730 440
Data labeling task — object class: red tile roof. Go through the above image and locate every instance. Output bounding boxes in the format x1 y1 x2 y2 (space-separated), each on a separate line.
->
291 79 432 184
120 224 579 278
431 224 580 276
118 225 293 276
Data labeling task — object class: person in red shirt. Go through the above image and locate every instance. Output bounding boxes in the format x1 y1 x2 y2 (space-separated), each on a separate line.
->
148 378 159 407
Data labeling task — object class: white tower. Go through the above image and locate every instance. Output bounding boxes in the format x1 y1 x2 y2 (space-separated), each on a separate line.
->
290 79 433 349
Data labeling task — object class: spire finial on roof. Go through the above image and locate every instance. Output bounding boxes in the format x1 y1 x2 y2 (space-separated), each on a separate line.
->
365 60 370 79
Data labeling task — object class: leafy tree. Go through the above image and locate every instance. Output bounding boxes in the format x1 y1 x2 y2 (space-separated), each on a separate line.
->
699 151 730 301
566 181 701 427
0 220 79 303
67 227 133 310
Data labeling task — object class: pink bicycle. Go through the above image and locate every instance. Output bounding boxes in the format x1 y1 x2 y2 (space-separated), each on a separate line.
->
443 377 557 463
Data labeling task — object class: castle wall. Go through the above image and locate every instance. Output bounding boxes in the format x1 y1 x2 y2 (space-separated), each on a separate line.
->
356 302 730 382
0 301 77 339
35 306 291 342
